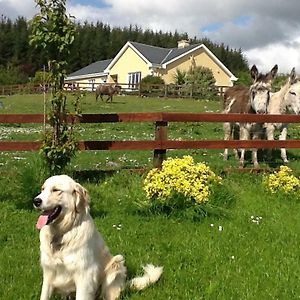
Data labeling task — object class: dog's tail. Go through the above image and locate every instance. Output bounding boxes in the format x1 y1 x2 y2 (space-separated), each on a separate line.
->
130 264 163 291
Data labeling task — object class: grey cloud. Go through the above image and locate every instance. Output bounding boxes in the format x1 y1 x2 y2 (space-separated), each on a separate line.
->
3 0 300 72
1 0 37 19
205 15 298 50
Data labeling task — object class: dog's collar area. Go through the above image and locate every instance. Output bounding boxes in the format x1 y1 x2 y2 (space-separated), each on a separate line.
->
36 206 62 230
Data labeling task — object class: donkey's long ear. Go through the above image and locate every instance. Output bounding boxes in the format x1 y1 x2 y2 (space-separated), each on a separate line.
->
267 64 278 81
289 67 297 84
250 65 259 81
74 182 90 213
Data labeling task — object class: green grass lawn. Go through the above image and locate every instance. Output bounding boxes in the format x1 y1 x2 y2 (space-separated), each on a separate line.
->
1 93 300 299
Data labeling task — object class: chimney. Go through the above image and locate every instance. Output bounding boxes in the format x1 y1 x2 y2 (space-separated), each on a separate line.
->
177 39 190 49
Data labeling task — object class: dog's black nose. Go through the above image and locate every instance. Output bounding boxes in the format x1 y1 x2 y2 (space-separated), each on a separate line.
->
33 197 42 207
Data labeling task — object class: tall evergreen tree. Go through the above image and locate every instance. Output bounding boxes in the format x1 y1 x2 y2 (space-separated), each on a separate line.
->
0 16 249 83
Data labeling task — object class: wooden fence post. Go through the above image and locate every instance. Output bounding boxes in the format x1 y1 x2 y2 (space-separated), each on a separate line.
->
190 84 193 98
153 121 168 168
164 84 168 97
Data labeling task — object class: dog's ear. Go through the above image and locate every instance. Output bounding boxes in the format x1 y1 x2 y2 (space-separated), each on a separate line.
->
74 182 89 213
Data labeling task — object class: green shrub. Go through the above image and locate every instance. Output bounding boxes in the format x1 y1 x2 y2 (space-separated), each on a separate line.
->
185 66 219 100
139 75 165 96
0 65 28 85
31 70 51 84
140 75 165 85
272 74 288 92
173 68 187 85
235 70 252 86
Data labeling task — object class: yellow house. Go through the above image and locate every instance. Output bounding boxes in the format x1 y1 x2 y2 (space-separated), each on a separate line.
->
66 40 237 89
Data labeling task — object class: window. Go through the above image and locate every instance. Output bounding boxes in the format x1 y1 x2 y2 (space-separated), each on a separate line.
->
88 79 95 91
128 72 141 89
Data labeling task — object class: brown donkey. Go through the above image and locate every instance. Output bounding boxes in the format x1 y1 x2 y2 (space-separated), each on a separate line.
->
95 84 121 102
223 64 278 168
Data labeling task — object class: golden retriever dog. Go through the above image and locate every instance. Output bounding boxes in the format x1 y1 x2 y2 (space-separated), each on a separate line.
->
33 174 163 300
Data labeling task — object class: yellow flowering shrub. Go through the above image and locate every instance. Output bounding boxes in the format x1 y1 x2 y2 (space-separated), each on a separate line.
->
143 156 222 205
263 166 300 194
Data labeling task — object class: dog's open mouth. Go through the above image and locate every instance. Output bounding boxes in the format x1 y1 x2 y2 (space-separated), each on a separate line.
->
36 206 62 230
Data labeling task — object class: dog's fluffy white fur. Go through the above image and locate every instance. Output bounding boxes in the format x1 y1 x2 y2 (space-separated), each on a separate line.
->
33 175 163 300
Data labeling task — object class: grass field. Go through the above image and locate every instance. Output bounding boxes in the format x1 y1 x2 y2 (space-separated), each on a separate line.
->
1 93 300 299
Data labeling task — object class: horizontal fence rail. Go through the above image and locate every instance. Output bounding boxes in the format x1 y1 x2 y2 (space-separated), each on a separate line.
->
3 112 300 123
2 112 300 167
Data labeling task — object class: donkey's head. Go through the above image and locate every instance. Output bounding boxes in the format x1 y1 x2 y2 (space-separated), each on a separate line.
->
113 84 122 93
249 64 278 114
284 68 300 114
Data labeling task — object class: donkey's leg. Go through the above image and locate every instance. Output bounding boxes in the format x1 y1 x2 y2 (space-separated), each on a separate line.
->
239 125 249 168
223 122 231 160
251 147 259 168
252 127 262 169
279 126 288 163
252 123 266 168
106 95 112 103
233 149 239 160
265 123 275 160
232 124 240 160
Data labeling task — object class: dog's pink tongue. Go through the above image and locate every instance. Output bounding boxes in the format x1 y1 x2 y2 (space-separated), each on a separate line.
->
36 215 49 230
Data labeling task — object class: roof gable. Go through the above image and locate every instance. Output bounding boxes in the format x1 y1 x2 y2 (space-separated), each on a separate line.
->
105 41 236 81
106 41 197 70
162 44 237 81
104 41 166 71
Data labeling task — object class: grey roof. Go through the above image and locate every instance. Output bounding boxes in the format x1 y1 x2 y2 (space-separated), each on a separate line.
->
162 44 201 64
68 59 112 77
130 41 200 65
67 43 201 78
67 41 235 80
130 42 171 64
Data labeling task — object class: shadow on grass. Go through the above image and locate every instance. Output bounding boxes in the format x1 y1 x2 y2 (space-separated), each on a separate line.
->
227 148 300 169
98 100 127 105
73 169 117 183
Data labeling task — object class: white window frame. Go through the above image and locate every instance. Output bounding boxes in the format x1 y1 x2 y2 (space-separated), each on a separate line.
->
88 79 95 91
128 72 141 89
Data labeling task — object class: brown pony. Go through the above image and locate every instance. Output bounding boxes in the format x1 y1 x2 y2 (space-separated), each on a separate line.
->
95 84 121 102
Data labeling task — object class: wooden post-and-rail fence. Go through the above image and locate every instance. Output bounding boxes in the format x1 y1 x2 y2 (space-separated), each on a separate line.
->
2 113 300 168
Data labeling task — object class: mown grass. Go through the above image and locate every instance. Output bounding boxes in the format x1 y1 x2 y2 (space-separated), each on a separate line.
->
1 93 300 299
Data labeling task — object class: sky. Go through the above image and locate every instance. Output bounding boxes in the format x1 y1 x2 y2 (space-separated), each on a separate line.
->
2 0 300 74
